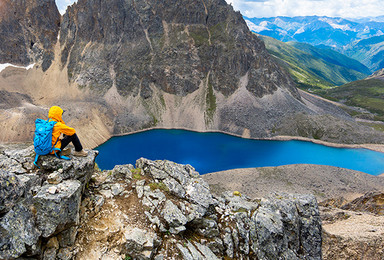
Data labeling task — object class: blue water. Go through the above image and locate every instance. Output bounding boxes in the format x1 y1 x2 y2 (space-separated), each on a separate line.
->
95 129 384 175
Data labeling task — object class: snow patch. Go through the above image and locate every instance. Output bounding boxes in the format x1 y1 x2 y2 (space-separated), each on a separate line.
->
0 63 35 73
294 27 305 35
319 17 354 31
245 20 270 32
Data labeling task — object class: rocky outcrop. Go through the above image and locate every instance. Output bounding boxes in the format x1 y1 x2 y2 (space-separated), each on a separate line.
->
321 192 384 259
75 157 322 259
0 145 323 259
342 191 384 216
0 0 60 71
0 144 97 259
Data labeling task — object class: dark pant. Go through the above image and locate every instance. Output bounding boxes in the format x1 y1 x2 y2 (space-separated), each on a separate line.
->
60 133 83 152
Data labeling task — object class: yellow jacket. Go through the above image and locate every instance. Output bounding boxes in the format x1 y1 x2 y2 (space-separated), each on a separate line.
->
48 106 76 151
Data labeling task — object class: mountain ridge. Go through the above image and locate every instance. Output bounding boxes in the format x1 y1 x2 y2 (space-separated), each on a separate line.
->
245 15 384 72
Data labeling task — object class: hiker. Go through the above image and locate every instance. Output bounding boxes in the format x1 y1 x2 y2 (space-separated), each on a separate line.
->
48 106 88 157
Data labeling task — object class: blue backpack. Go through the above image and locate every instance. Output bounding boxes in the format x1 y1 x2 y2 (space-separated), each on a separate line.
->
33 119 69 167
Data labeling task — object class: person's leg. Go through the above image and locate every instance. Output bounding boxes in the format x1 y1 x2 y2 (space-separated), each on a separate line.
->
60 133 83 152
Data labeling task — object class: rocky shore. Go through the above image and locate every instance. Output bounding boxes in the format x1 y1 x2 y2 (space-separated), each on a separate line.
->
0 145 322 259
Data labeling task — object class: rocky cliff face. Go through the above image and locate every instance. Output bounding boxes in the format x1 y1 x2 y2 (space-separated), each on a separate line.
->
0 144 98 259
57 0 314 138
60 0 298 98
0 145 322 259
1 0 383 147
0 0 60 71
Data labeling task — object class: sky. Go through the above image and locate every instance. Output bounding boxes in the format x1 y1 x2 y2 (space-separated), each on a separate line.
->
225 0 384 18
55 0 384 18
55 0 77 15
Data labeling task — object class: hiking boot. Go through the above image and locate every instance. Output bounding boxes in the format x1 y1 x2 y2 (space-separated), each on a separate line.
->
73 150 88 157
61 147 71 156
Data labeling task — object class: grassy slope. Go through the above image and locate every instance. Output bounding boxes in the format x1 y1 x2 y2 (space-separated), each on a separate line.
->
258 35 369 90
318 78 384 121
289 42 371 75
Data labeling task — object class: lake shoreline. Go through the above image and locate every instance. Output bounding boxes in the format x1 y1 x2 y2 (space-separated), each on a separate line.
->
98 127 384 153
95 128 384 175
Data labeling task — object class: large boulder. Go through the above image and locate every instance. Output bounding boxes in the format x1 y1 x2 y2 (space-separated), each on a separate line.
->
0 170 25 213
0 144 98 259
0 202 41 259
251 193 322 259
33 180 82 237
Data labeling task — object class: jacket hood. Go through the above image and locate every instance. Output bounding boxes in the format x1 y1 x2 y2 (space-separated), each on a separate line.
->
48 106 64 123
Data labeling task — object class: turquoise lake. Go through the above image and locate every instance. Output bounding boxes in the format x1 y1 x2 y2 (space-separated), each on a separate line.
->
95 129 384 175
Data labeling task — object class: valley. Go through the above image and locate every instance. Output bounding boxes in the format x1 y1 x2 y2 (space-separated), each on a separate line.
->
0 0 384 259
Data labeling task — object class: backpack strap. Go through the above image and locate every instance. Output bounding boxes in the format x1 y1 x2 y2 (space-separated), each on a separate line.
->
51 132 70 160
54 149 70 161
34 154 40 168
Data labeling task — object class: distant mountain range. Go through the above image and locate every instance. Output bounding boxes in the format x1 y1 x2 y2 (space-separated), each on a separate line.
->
258 35 370 89
245 16 384 72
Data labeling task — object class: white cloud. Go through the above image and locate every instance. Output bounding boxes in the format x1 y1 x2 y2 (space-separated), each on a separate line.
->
226 0 384 18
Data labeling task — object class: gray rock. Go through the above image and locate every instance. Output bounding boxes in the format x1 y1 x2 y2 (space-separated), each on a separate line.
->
162 200 188 232
57 247 73 260
177 243 194 260
57 226 77 247
234 212 255 255
0 146 36 175
161 161 191 186
123 227 159 259
92 194 105 213
185 178 213 209
37 150 98 190
154 254 164 260
251 193 322 259
185 241 204 259
0 170 25 213
43 247 57 260
0 155 27 175
194 241 220 260
136 179 146 199
206 237 225 255
111 183 124 196
148 166 169 180
185 203 206 222
33 180 82 237
112 164 133 180
145 211 161 227
169 225 186 234
192 217 220 238
17 174 42 198
163 177 185 197
142 189 166 213
0 0 59 69
222 227 234 258
47 171 63 184
0 203 41 259
220 191 259 213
